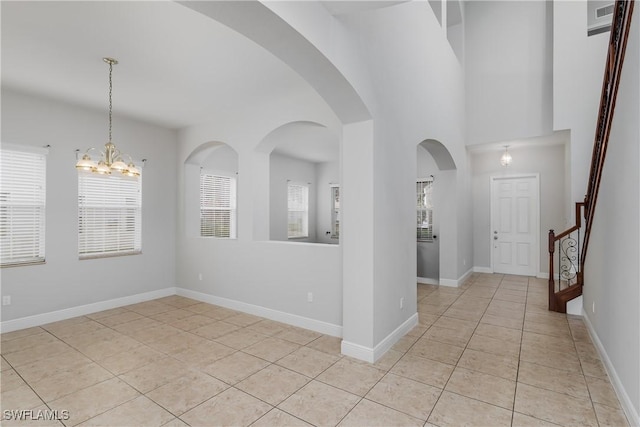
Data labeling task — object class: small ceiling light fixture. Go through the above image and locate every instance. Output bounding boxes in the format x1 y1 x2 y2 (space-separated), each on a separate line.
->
500 145 512 167
76 57 140 177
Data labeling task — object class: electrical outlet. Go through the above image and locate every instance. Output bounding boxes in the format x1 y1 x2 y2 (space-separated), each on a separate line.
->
592 301 595 313
400 297 404 309
198 273 203 281
307 292 313 303
2 296 11 306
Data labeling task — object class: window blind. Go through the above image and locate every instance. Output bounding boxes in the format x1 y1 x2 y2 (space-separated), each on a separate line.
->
417 179 433 241
288 183 309 239
200 173 236 238
331 185 340 239
78 172 141 258
0 146 47 267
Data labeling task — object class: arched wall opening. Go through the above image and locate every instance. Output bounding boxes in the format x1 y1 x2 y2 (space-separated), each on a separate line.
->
184 141 239 239
256 121 340 245
416 139 457 285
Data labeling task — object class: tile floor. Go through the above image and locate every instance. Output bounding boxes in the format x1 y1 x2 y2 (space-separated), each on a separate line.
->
0 273 630 426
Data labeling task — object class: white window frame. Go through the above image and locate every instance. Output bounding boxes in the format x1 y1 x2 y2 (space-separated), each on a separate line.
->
0 144 48 267
200 171 237 239
287 182 309 239
78 170 142 259
417 177 434 242
330 184 340 239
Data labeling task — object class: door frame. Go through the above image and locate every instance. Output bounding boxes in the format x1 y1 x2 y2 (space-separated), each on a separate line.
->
489 173 540 276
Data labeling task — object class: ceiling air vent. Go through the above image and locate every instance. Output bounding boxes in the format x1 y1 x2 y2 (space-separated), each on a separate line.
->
588 1 614 36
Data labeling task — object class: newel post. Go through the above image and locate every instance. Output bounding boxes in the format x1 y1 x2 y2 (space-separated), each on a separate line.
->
548 229 556 311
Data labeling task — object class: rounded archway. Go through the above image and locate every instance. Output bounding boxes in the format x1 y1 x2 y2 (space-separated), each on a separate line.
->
256 121 340 244
184 141 239 239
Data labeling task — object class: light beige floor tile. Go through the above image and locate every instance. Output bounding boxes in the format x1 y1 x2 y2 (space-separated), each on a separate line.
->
391 335 419 353
365 373 441 421
390 354 454 388
338 398 423 427
79 334 143 361
512 412 563 427
78 395 174 427
422 325 473 348
1 327 45 343
445 367 515 409
407 338 463 365
520 343 582 373
480 313 524 330
428 390 512 427
306 335 342 355
43 319 106 339
165 314 216 331
170 341 236 369
1 369 26 392
155 296 199 309
224 312 263 327
372 349 403 371
417 313 440 327
14 350 92 384
3 341 72 368
191 321 240 340
48 378 139 426
593 402 631 427
202 351 270 384
122 324 182 344
467 334 521 357
236 364 310 405
473 322 522 343
457 348 519 381
160 418 189 427
522 330 576 353
517 361 589 399
442 307 485 322
585 375 621 408
276 346 341 378
125 301 172 317
181 388 271 427
85 307 129 320
111 317 163 333
145 331 208 355
246 319 289 336
1 332 60 355
524 319 572 338
98 345 166 375
146 371 228 416
214 329 268 350
432 315 477 332
243 337 300 362
118 357 191 393
1 356 12 371
405 324 428 338
252 408 313 427
30 362 113 401
316 357 385 396
278 380 360 426
278 327 322 345
1 384 44 412
514 382 598 427
95 311 143 327
61 328 120 349
149 309 194 324
581 358 609 378
417 303 448 316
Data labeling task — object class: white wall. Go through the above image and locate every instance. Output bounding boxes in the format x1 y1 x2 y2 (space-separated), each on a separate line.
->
465 1 553 145
1 89 177 321
553 1 610 206
582 6 640 422
471 142 567 275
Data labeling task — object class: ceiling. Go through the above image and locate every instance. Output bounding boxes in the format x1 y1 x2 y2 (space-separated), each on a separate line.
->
1 1 322 132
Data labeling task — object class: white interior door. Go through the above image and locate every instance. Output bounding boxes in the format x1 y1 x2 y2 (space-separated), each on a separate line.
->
491 175 539 276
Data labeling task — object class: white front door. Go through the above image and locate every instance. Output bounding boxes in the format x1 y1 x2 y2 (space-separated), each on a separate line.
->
491 175 539 276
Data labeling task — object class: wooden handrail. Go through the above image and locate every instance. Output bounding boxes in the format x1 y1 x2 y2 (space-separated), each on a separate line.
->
582 0 635 261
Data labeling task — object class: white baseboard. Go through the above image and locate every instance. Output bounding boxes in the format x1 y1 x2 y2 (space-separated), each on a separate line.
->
582 313 639 427
0 287 177 333
417 276 439 285
566 295 583 316
473 266 493 274
341 313 418 363
439 268 473 288
176 288 342 338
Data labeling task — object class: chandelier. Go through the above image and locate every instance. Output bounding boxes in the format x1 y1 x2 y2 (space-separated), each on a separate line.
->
500 145 512 167
76 58 140 177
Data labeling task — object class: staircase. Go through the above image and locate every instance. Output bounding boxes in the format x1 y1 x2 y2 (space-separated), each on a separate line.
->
548 0 635 313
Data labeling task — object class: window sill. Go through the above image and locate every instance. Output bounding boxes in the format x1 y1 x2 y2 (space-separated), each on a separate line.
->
79 251 142 260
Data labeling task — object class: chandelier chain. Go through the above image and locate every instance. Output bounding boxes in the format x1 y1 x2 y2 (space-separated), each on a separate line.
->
108 60 113 143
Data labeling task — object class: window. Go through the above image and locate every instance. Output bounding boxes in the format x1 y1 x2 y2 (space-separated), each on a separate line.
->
0 145 47 267
330 185 340 239
288 183 309 239
78 171 141 258
417 178 433 241
200 173 236 238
